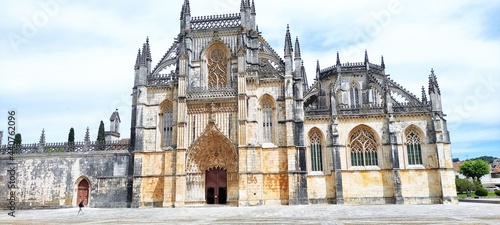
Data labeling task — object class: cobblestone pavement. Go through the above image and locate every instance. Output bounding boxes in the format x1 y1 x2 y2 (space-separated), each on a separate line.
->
1 202 500 225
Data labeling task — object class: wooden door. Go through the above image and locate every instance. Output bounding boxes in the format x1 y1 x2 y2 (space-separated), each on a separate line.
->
206 168 227 204
77 179 89 205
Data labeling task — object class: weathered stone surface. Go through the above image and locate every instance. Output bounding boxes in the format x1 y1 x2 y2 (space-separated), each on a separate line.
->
0 151 130 209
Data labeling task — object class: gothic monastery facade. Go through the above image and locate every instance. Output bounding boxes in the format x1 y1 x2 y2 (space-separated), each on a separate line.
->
129 0 457 206
0 0 457 209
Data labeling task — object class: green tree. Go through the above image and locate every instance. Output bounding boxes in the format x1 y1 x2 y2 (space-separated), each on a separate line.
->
68 127 75 143
97 121 106 150
459 160 490 183
14 133 22 145
68 127 75 151
468 156 497 164
455 178 475 195
14 133 22 154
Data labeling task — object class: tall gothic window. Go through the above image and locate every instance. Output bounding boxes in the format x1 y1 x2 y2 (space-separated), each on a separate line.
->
310 131 323 172
262 101 273 143
208 48 228 87
350 128 378 166
350 86 360 108
192 115 196 142
228 114 232 140
163 106 174 147
406 128 423 165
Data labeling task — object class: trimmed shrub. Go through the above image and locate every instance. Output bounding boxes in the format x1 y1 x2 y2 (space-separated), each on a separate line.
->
495 190 500 196
475 188 488 197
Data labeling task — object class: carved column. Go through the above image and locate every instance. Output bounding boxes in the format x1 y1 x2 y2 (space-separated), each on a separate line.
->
388 115 403 204
331 119 344 204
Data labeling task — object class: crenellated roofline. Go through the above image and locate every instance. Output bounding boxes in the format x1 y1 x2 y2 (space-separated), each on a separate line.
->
190 13 242 30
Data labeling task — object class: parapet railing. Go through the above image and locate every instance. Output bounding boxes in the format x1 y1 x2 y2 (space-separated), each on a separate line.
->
187 86 237 99
191 13 241 30
148 72 177 86
0 140 130 155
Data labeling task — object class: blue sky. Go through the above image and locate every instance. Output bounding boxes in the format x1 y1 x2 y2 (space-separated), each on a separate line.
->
0 0 499 160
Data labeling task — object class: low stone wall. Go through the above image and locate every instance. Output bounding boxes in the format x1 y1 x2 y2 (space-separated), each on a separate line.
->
0 150 131 209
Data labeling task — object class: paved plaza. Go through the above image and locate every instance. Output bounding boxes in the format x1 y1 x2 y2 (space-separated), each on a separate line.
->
1 202 500 224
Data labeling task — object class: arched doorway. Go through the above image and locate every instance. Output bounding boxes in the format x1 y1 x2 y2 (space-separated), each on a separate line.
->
186 120 238 205
206 168 227 204
76 179 89 205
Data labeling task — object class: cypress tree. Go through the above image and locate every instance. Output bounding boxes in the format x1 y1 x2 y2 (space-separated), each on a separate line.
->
68 128 75 151
14 133 22 154
68 127 75 143
97 121 106 150
14 133 22 145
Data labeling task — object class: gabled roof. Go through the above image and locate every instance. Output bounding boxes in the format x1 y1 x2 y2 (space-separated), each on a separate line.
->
110 110 121 122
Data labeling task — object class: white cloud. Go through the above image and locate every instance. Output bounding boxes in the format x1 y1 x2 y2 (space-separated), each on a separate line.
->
0 0 498 159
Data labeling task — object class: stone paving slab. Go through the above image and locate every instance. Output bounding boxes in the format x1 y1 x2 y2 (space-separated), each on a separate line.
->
1 203 500 225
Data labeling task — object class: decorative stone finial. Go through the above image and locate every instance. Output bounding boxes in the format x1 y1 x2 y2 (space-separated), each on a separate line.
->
39 129 46 144
251 0 256 14
284 24 293 56
294 36 301 58
84 127 90 142
421 86 427 103
134 48 141 69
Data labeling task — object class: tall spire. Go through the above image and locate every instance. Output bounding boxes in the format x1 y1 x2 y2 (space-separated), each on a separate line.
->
421 86 427 103
39 129 46 145
84 127 90 142
294 37 301 58
145 37 151 61
428 68 441 95
180 0 190 18
240 0 245 11
316 60 321 79
432 69 441 94
302 62 308 88
140 37 151 65
134 48 141 69
364 49 369 64
185 0 190 15
284 25 293 56
381 55 385 69
336 52 340 65
251 0 256 14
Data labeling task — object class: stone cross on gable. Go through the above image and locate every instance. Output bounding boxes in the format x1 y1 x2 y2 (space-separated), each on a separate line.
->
208 101 216 122
212 30 221 41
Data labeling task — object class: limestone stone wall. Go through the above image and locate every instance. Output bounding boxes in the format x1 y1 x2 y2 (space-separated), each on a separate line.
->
399 169 442 204
342 170 395 204
0 151 131 209
307 174 335 203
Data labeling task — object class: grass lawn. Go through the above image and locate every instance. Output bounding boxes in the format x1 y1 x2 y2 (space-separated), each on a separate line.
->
457 192 499 198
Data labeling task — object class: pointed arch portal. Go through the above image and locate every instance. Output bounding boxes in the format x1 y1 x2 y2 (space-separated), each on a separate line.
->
186 121 238 205
77 179 89 205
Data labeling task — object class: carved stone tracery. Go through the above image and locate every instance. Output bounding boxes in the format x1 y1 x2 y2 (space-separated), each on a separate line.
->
186 121 237 173
208 47 228 87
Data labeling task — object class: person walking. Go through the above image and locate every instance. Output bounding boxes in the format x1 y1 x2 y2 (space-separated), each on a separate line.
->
78 200 84 214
